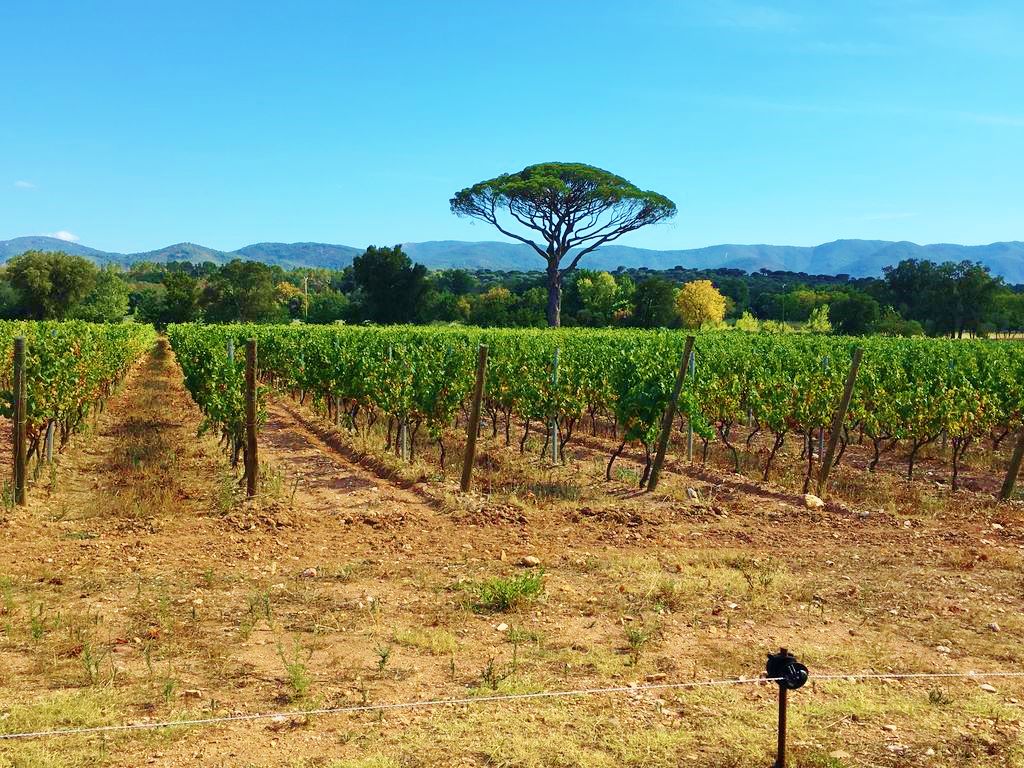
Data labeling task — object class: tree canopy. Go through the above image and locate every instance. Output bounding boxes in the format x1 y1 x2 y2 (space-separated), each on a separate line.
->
632 277 678 328
828 291 880 335
5 250 98 319
882 259 1003 337
451 162 676 326
675 279 726 329
200 260 283 323
351 245 430 324
69 265 129 323
573 270 635 327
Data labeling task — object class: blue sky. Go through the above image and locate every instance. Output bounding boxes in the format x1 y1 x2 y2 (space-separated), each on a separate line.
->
1 1 1021 254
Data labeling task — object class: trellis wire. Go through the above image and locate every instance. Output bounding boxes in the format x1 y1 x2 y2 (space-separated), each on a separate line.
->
0 675 779 741
2 669 1023 742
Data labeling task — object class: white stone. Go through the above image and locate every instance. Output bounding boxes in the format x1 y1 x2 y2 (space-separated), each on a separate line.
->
803 494 825 509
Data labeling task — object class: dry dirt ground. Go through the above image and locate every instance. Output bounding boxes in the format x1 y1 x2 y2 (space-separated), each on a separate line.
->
1 341 1023 767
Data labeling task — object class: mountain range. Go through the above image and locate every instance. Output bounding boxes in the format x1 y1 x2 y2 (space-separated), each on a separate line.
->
2 235 1023 282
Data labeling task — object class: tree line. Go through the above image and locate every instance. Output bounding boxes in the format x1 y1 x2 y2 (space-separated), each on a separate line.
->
5 162 1018 335
2 247 1021 337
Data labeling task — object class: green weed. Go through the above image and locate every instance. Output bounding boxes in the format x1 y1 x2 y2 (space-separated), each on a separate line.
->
278 639 312 700
469 572 544 613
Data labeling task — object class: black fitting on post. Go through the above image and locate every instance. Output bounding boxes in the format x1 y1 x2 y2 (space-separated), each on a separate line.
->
767 648 808 768
767 648 808 690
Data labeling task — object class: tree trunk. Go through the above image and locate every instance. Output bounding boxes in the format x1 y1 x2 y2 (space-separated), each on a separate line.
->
546 261 561 327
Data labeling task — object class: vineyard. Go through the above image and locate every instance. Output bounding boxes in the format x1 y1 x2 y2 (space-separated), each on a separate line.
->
0 321 155 483
1 321 1023 768
168 323 1024 496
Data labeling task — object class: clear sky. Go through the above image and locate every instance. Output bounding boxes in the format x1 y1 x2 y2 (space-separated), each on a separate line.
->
1 1 1021 254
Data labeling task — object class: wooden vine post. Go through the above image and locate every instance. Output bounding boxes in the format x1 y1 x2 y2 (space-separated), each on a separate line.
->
44 421 54 464
686 348 696 461
998 431 1024 501
818 355 829 458
244 339 259 498
647 335 696 493
460 344 489 492
816 347 863 497
12 336 27 506
227 339 239 466
550 347 560 464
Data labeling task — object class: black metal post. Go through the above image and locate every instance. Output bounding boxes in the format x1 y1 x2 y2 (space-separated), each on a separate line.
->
766 647 808 768
775 682 788 768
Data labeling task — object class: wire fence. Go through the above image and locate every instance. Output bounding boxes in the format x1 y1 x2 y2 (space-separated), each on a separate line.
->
0 675 778 741
2 667 1023 743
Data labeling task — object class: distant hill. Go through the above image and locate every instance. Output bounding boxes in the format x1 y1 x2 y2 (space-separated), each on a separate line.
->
1 235 1022 282
0 236 125 264
0 237 360 270
237 242 362 269
128 242 229 264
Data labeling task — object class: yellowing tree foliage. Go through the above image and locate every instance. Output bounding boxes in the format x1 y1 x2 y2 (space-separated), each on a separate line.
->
675 280 726 329
803 304 833 334
734 311 760 332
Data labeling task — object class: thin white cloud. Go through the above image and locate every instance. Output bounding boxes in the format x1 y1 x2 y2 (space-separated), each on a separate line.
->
49 230 80 242
905 10 1023 59
709 2 800 31
955 112 1024 128
802 40 896 57
14 180 35 189
719 98 1024 129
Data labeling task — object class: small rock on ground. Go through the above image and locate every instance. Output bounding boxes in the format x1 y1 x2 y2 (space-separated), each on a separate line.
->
803 494 825 510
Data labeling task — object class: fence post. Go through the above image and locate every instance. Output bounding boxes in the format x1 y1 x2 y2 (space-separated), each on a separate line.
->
999 431 1024 501
244 339 258 498
766 648 808 768
460 344 488 492
686 348 696 462
775 678 788 768
12 336 27 506
818 356 828 457
44 420 54 464
400 420 410 462
816 347 863 497
550 347 560 465
647 335 696 493
227 339 239 466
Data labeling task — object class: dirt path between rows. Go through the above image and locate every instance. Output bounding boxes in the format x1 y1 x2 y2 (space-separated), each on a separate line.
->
0 345 540 767
0 342 439 765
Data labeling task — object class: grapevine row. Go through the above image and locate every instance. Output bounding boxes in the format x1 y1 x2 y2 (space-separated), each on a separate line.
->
0 321 157 464
167 324 1024 492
